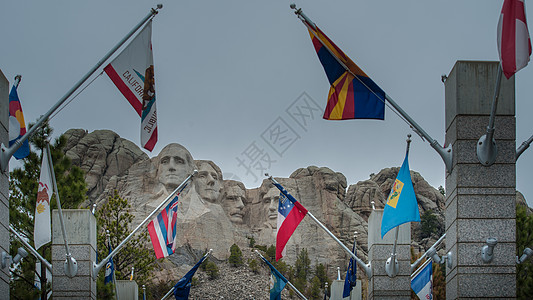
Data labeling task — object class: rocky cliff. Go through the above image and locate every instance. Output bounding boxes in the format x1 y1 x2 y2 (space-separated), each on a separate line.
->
63 129 446 283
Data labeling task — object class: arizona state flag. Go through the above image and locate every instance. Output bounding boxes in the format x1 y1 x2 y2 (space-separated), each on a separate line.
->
105 19 158 151
306 22 385 120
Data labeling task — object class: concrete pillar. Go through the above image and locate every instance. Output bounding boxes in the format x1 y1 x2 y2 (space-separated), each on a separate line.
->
52 209 97 299
330 279 344 299
444 61 516 299
116 280 139 299
0 70 10 298
367 209 411 299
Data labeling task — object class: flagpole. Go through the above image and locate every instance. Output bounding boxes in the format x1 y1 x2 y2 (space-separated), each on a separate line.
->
8 226 52 271
44 139 78 278
0 4 163 172
93 170 197 278
267 176 372 278
385 135 411 278
411 233 446 272
516 133 533 160
13 75 21 88
254 250 308 300
477 64 502 166
160 250 212 300
289 4 452 173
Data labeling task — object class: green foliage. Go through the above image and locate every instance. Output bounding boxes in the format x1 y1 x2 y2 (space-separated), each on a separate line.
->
254 244 267 252
420 210 440 239
228 243 243 267
517 204 533 299
314 263 329 287
205 261 219 279
293 248 311 295
9 123 87 299
96 191 155 291
248 236 256 248
308 276 322 299
248 258 259 274
96 271 115 299
438 185 445 197
266 245 276 262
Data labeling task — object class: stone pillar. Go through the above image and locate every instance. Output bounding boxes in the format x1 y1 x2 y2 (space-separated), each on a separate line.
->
330 279 344 299
367 209 411 299
52 209 97 299
444 61 516 299
116 280 139 299
0 70 10 298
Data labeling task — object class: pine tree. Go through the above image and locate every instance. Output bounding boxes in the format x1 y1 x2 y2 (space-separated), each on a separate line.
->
9 123 87 299
95 190 155 294
517 204 533 299
228 243 243 267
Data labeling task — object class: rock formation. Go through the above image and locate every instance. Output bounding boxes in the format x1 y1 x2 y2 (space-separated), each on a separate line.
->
63 129 448 281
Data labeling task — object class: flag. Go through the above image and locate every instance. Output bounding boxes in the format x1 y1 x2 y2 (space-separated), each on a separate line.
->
260 256 288 300
173 254 209 300
105 19 158 151
272 182 308 261
498 0 532 79
381 151 420 238
34 147 52 250
104 243 114 285
147 195 179 259
411 259 433 300
8 83 29 159
342 241 357 298
306 22 385 120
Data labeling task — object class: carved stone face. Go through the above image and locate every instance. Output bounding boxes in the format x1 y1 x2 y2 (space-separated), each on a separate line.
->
262 187 279 228
223 185 245 224
156 144 193 191
195 162 222 203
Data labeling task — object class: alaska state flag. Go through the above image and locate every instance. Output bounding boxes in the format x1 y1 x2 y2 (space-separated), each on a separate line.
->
497 0 532 79
105 19 158 151
381 151 420 238
272 182 308 261
260 255 288 300
342 241 357 298
173 254 208 300
147 195 179 259
8 83 29 159
306 22 385 120
411 259 433 300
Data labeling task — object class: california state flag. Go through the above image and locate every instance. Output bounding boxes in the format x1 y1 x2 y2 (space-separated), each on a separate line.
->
497 0 532 78
34 147 52 250
104 19 158 151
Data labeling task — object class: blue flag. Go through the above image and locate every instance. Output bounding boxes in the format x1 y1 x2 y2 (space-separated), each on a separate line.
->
104 244 114 285
342 242 357 297
411 259 433 300
260 256 288 300
173 254 208 300
381 151 420 238
8 84 30 159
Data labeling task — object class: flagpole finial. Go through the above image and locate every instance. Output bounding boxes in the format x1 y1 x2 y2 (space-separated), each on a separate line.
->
371 201 375 210
354 231 358 238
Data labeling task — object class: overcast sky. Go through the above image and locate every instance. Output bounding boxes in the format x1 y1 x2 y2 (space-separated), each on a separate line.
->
2 1 533 206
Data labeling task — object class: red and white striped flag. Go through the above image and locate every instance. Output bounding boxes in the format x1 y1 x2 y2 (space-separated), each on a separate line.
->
105 20 158 151
147 196 179 259
498 0 532 78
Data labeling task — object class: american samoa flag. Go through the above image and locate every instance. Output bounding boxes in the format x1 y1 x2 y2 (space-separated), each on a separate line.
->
104 19 158 151
147 195 179 259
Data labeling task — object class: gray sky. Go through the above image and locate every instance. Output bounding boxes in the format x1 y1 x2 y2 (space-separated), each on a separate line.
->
2 1 533 206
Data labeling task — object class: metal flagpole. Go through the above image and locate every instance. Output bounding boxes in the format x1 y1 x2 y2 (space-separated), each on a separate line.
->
477 64 502 166
516 133 533 160
45 139 77 277
267 176 372 277
8 226 52 271
0 4 163 172
93 170 197 278
385 135 412 278
160 250 212 300
289 4 452 173
411 233 447 272
254 250 308 300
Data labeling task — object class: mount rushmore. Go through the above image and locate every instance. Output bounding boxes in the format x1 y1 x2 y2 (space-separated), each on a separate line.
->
63 128 447 279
